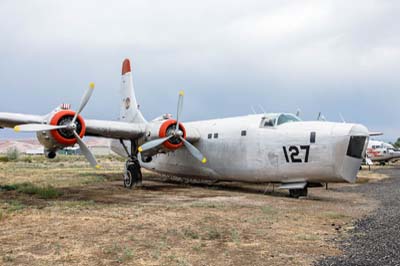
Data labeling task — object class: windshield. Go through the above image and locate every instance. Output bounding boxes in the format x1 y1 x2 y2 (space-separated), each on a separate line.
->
260 113 301 128
277 114 301 125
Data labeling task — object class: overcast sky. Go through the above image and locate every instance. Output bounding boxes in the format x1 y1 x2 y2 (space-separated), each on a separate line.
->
0 0 399 141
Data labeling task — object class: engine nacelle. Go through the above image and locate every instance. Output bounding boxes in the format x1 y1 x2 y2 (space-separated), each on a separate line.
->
144 119 187 153
36 110 86 151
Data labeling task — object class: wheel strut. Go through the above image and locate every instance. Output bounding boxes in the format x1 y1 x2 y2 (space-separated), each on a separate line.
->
120 139 143 188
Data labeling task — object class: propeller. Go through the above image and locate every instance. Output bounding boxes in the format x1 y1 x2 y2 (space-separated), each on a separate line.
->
138 91 207 164
14 83 100 168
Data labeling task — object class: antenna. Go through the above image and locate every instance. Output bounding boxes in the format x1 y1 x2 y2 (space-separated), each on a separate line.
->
295 108 301 117
258 104 266 114
250 106 257 114
339 113 346 123
317 112 326 121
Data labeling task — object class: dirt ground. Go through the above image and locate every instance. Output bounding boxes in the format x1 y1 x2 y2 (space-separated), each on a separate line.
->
0 156 391 266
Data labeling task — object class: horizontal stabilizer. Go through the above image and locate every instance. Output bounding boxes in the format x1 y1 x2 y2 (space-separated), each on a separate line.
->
279 182 307 190
369 131 383 136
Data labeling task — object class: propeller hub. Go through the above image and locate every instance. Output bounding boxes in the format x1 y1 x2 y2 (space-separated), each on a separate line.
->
49 110 86 146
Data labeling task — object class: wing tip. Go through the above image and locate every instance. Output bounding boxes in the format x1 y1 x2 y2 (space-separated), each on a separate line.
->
122 58 131 75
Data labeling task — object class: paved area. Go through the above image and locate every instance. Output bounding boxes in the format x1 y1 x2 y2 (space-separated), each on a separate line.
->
317 166 400 266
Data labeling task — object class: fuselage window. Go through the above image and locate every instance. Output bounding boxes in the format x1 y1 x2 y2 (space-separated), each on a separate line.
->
214 133 219 139
208 133 212 139
241 130 247 136
310 132 316 143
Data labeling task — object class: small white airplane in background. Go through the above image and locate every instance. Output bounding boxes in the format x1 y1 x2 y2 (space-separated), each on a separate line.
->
0 59 372 198
367 140 400 165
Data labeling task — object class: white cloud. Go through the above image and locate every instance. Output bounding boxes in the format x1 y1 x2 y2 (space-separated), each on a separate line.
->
0 0 399 139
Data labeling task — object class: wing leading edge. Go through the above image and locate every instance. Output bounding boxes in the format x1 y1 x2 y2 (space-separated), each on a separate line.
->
0 112 146 140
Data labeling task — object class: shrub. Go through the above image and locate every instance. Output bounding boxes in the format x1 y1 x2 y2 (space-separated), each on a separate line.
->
6 147 19 161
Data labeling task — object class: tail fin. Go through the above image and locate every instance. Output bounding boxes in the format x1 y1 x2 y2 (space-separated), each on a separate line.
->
120 59 147 123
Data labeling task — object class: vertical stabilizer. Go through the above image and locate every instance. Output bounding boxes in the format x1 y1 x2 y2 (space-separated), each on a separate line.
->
120 59 147 123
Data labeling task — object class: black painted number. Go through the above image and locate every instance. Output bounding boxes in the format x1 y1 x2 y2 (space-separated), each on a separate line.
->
283 145 310 163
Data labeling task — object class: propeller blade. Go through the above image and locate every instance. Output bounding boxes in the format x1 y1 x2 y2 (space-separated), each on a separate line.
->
72 131 100 168
175 90 184 132
181 137 207 164
14 124 67 132
72 82 95 123
138 136 173 153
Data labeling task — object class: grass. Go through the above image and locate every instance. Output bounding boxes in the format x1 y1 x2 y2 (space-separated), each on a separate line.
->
7 200 26 212
183 228 200 239
231 228 241 244
323 212 349 219
296 234 320 241
103 244 134 263
190 202 226 209
205 227 222 240
1 182 62 199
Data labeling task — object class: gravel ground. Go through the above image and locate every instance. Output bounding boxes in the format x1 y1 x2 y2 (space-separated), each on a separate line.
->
317 166 400 266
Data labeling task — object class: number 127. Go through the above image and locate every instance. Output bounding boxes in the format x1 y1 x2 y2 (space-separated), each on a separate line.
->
283 145 310 163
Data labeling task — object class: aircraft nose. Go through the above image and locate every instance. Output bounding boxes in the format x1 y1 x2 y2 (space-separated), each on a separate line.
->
349 124 369 137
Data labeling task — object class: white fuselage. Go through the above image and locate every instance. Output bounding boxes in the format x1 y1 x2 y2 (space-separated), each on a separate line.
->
111 114 369 184
367 140 400 162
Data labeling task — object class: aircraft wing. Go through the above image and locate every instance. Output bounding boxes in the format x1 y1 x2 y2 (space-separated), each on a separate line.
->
0 112 45 128
0 112 146 140
369 131 383 137
85 119 146 140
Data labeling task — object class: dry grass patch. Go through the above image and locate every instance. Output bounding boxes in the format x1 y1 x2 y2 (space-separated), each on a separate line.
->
0 157 384 266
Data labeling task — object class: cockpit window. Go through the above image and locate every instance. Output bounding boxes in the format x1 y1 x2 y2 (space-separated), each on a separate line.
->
260 113 301 128
277 114 301 125
263 119 276 127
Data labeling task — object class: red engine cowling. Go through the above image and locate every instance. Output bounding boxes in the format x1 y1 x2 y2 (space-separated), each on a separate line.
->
49 110 86 146
158 119 186 150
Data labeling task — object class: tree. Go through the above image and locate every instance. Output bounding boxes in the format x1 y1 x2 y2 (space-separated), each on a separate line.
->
395 138 400 149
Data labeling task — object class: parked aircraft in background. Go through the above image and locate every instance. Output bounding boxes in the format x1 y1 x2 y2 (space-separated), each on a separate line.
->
367 140 400 165
0 59 371 198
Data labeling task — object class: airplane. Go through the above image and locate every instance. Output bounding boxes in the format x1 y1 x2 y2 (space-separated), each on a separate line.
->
366 140 400 165
0 58 372 198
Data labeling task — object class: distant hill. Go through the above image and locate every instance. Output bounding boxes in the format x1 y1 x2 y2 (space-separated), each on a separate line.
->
0 138 112 154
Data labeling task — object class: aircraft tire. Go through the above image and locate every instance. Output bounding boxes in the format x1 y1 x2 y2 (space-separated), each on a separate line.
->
124 163 142 189
289 187 308 198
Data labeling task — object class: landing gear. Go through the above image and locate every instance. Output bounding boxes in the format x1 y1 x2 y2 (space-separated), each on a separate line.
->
120 139 143 189
289 187 308 198
124 158 142 188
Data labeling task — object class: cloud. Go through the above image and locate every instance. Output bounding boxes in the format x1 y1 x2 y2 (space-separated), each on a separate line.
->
0 0 399 140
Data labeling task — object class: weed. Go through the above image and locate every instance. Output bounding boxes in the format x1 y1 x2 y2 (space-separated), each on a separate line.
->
261 205 276 215
323 212 349 219
15 183 62 199
231 229 241 244
205 227 222 240
103 243 122 255
7 200 25 212
183 228 199 239
296 234 320 241
0 184 18 191
190 202 225 209
117 248 134 263
6 147 19 161
2 255 15 262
